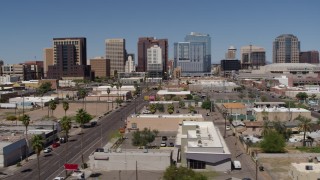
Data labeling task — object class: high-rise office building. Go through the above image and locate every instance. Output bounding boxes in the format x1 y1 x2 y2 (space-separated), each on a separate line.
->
90 57 110 78
174 32 211 74
147 45 163 77
241 45 266 69
225 46 237 59
273 34 300 63
44 48 53 77
299 51 319 64
125 54 135 73
105 38 126 77
137 37 168 77
47 37 92 80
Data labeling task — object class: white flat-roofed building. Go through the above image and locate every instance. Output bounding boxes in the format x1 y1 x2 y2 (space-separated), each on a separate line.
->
253 107 312 121
9 96 57 108
188 80 239 92
176 121 231 171
157 90 191 96
92 85 135 92
289 163 320 180
127 114 204 132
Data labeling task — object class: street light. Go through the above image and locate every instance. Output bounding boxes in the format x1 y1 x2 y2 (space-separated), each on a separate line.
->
255 150 258 180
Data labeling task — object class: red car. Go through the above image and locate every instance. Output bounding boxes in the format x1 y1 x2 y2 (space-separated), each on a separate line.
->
52 142 60 148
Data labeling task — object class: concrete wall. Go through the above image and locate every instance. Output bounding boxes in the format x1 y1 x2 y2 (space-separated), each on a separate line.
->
89 150 171 171
254 111 312 121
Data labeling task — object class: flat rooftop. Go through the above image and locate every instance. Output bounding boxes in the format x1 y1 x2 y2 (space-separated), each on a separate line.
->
253 107 310 113
157 90 190 95
132 114 203 119
223 103 246 109
291 163 320 173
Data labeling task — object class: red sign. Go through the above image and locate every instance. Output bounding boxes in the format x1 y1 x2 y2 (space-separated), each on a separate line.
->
64 163 78 170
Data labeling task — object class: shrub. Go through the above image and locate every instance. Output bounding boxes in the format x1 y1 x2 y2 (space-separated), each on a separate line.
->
6 115 17 121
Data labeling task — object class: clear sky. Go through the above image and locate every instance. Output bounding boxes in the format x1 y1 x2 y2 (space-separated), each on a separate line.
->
0 0 319 64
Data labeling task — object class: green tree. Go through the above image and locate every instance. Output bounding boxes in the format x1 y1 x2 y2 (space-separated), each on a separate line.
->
261 120 272 137
107 88 111 110
62 101 69 116
172 96 181 101
78 88 87 109
149 104 157 114
36 82 52 96
310 94 317 100
295 115 312 146
132 128 159 148
296 92 308 100
193 96 201 106
20 114 30 161
31 134 44 180
260 130 285 153
115 98 124 107
201 100 211 110
179 100 185 108
273 120 292 141
75 108 93 166
167 104 175 114
49 100 57 117
156 103 165 112
60 116 72 166
163 166 207 180
186 94 193 100
260 95 267 102
188 105 195 113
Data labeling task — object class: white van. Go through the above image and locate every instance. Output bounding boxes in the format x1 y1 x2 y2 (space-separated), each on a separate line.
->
232 160 242 169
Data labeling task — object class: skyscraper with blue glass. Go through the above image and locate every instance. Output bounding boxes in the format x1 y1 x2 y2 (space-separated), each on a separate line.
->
174 32 211 75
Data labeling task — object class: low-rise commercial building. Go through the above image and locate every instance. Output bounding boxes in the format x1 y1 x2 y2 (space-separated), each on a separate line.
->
289 163 320 180
127 114 204 132
253 107 311 122
156 90 190 99
222 103 247 115
176 121 231 171
188 80 238 93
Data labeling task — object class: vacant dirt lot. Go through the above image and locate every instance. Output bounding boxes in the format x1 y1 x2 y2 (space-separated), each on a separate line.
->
0 102 116 125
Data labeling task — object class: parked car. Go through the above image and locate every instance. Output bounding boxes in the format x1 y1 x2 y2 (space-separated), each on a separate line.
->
206 113 210 116
95 148 104 152
226 125 231 131
53 177 65 180
162 136 168 141
44 147 52 153
52 142 60 148
71 170 84 179
232 160 242 170
160 141 167 147
169 142 174 147
176 110 180 113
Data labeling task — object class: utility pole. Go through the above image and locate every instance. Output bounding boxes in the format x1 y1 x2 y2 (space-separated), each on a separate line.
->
136 161 138 180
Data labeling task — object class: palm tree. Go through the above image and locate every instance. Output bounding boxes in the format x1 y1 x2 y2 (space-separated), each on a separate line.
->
107 88 111 111
49 100 57 117
60 116 72 166
62 101 69 116
20 114 30 161
261 120 272 137
31 134 44 180
78 88 87 109
75 108 92 166
110 84 114 109
295 115 312 146
115 82 120 107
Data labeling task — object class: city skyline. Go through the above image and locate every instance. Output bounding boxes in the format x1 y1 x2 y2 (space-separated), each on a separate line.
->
0 0 319 64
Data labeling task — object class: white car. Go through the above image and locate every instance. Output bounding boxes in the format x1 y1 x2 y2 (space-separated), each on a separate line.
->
53 177 65 180
71 170 85 179
160 141 167 147
232 160 242 169
44 147 52 153
226 125 231 131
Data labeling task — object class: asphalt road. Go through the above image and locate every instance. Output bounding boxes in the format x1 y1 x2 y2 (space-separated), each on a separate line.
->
5 91 152 180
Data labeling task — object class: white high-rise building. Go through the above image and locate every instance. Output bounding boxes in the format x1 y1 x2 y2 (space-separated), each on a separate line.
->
147 45 163 77
125 54 135 72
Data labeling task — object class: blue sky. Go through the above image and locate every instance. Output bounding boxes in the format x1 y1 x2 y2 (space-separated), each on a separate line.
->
0 0 319 64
